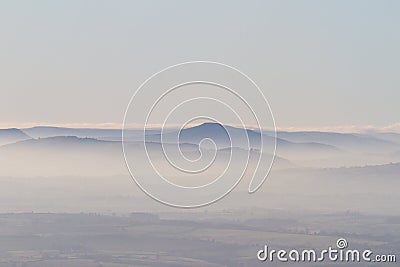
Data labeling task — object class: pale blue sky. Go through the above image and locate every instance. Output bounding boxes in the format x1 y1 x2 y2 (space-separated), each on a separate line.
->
1 1 399 131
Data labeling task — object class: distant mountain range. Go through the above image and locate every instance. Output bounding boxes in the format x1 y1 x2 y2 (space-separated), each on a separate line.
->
1 123 397 152
21 126 163 141
277 131 396 153
371 132 400 145
146 122 341 155
0 123 399 171
0 128 31 146
0 135 294 177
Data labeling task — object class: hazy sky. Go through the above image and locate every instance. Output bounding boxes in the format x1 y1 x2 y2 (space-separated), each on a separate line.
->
1 0 399 131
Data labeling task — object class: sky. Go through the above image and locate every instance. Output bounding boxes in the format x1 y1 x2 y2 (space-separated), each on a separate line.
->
0 0 399 132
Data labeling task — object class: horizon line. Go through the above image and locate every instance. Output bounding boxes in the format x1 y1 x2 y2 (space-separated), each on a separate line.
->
1 122 400 134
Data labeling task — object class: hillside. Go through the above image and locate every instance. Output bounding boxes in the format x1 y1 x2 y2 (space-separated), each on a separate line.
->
0 128 31 146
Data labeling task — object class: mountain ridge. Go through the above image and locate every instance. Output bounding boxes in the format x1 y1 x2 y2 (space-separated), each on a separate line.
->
0 128 32 146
